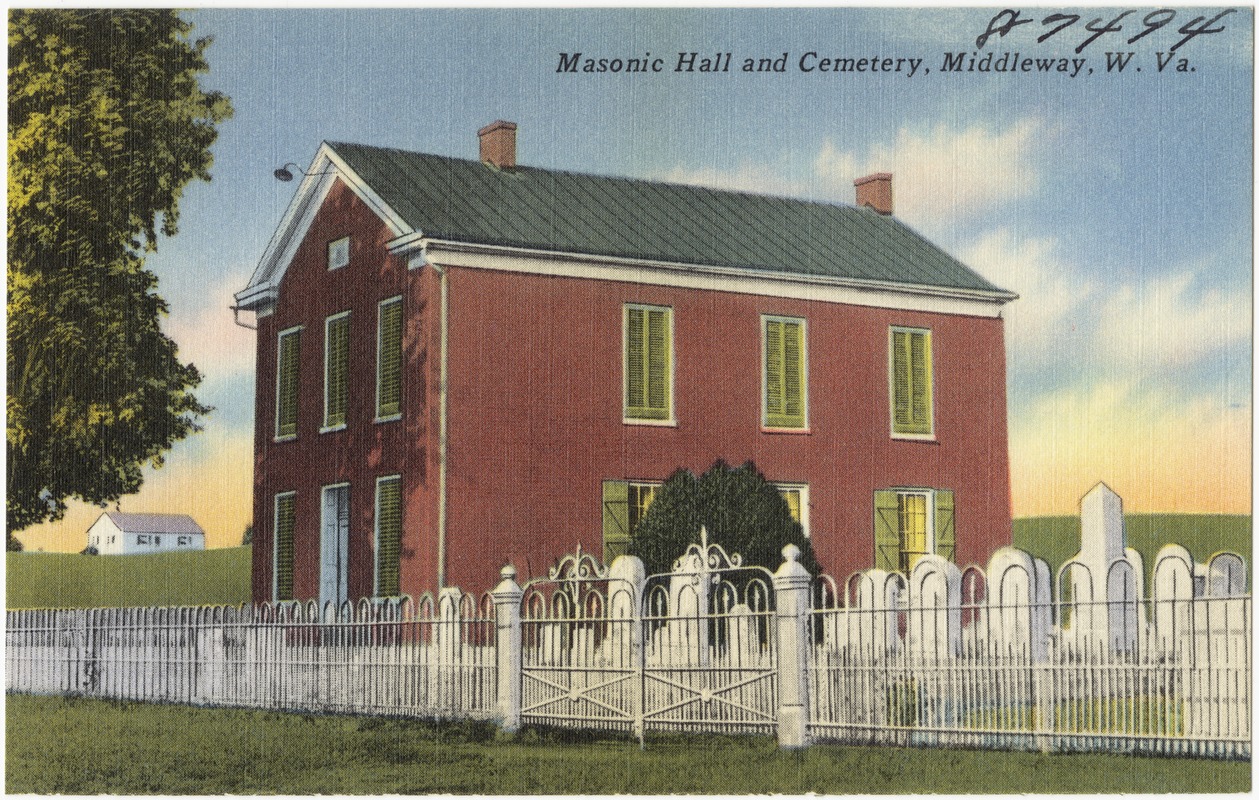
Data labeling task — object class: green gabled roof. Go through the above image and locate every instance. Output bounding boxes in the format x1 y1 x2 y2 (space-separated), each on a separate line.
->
329 141 1010 296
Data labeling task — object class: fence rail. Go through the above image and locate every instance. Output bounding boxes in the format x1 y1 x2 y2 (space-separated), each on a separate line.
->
6 541 1251 760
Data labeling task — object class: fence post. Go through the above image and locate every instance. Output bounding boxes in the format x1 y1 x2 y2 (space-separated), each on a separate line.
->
773 544 812 749
491 565 524 732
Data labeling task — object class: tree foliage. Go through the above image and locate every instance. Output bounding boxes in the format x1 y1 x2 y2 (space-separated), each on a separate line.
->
628 460 821 576
7 10 232 532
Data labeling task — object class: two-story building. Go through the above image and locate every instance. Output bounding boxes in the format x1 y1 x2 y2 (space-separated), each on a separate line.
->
234 121 1016 605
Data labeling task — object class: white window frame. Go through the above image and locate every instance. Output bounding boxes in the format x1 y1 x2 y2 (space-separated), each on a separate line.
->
897 488 936 569
322 311 351 433
274 325 302 441
272 491 297 602
622 303 676 426
775 482 811 538
888 326 935 441
327 236 350 271
375 296 403 423
374 475 403 597
761 315 809 431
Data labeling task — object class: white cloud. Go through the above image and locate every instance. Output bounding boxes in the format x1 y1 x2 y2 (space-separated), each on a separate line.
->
958 228 1093 362
162 272 256 382
815 118 1046 228
1098 269 1250 369
653 118 1049 235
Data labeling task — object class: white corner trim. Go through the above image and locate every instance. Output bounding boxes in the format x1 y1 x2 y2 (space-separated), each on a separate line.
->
416 238 1014 318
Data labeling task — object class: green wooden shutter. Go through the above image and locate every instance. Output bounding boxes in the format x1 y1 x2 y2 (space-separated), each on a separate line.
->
891 328 932 435
602 480 630 565
765 318 805 428
276 330 300 437
274 493 296 601
765 320 784 420
625 306 671 420
647 309 670 417
934 489 955 563
325 314 350 427
873 490 901 572
377 299 402 419
375 477 402 596
910 331 932 433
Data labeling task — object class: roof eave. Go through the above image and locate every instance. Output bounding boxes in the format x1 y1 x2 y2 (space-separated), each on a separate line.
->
404 236 1019 306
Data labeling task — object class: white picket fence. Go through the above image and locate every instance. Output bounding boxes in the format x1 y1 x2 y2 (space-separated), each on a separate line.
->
6 591 497 719
5 529 1250 759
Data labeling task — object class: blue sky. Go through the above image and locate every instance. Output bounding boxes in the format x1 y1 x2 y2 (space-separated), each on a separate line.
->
21 7 1253 552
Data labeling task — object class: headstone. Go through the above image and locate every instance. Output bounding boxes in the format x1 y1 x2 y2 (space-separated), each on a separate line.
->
1080 483 1124 569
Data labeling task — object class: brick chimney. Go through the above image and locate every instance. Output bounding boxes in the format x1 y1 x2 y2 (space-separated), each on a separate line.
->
478 120 517 169
854 173 893 215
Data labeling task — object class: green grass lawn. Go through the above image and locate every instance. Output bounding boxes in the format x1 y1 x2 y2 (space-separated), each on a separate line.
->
1013 514 1252 589
5 695 1248 794
5 547 252 609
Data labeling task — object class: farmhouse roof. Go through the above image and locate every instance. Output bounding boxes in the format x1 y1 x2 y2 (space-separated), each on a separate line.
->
237 135 1016 309
101 513 205 536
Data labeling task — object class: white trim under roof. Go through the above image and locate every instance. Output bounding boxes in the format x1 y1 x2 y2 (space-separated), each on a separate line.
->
235 143 415 311
412 238 1016 319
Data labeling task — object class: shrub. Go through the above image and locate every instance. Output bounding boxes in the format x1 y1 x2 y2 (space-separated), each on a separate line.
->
628 460 820 576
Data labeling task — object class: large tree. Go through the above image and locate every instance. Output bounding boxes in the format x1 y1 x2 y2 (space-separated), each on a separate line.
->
7 10 233 534
628 460 821 577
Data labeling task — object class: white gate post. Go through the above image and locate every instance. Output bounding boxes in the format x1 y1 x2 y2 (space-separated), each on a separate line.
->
491 565 524 732
772 544 812 749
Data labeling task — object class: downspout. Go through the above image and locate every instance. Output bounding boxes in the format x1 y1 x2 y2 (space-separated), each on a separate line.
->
428 255 450 590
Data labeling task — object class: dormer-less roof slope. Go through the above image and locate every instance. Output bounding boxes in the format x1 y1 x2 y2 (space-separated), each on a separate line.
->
102 512 205 536
330 142 1011 295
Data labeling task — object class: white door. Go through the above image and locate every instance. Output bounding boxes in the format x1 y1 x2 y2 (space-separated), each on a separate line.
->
320 484 350 608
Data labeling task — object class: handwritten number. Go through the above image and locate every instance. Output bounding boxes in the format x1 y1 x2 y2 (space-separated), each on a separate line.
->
1171 8 1237 53
1077 10 1134 53
1127 9 1176 45
976 9 1034 49
1037 13 1079 44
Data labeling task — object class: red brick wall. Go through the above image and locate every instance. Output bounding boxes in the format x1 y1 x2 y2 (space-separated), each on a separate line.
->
441 267 1011 590
251 181 440 604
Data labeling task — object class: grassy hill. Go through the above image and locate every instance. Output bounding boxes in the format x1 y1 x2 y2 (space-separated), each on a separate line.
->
6 546 252 609
1013 514 1252 589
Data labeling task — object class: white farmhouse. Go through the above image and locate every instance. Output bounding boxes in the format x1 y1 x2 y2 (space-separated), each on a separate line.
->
86 512 206 555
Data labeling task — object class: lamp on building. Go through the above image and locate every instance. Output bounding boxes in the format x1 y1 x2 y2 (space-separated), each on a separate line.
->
273 162 336 182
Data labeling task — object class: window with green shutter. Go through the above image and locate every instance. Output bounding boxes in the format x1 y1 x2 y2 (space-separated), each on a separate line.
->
764 316 807 429
274 492 296 601
873 488 956 573
375 476 402 597
890 327 933 437
324 312 350 429
602 480 660 564
377 298 403 420
624 305 672 422
275 328 301 438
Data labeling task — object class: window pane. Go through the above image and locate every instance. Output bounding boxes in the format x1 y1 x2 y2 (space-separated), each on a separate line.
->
377 299 402 418
276 330 300 437
898 493 929 572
